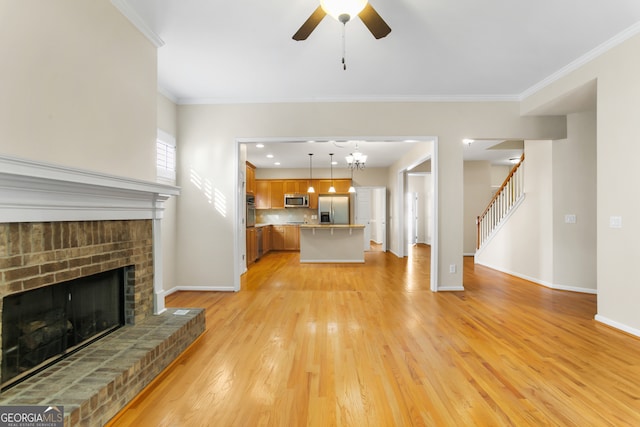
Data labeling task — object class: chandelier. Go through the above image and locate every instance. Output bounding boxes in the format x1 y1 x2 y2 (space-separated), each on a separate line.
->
345 144 367 170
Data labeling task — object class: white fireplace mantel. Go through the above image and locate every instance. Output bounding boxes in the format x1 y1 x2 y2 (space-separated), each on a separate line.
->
0 155 180 223
0 154 181 314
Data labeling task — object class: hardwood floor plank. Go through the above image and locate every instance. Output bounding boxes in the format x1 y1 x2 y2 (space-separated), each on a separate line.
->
108 246 640 426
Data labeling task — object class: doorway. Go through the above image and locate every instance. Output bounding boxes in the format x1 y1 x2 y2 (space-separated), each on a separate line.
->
234 136 438 292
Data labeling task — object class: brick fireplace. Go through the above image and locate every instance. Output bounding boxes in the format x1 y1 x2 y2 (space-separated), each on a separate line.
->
0 155 205 425
0 220 152 386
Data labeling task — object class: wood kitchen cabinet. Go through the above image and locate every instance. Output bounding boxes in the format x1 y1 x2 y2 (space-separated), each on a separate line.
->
308 179 318 209
317 179 351 194
270 180 285 209
246 162 256 195
255 180 270 209
270 225 299 251
284 225 300 250
334 179 352 193
262 225 271 254
271 226 285 250
284 180 308 194
246 227 257 265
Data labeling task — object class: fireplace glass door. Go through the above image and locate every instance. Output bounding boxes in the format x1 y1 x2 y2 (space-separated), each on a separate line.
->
2 267 125 388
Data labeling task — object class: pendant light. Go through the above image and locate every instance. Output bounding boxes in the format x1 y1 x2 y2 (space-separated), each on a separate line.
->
307 153 315 193
328 153 336 193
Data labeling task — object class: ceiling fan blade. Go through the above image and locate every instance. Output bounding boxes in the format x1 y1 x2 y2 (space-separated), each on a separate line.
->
293 6 327 41
358 3 391 39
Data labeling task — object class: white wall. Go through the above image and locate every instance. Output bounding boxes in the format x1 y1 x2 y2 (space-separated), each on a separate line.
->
0 1 157 181
175 102 565 291
463 161 493 255
522 32 640 334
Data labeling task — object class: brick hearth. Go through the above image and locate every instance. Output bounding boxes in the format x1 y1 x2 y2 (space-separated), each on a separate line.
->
0 307 205 426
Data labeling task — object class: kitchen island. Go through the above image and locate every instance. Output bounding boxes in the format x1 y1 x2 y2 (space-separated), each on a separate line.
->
299 224 366 263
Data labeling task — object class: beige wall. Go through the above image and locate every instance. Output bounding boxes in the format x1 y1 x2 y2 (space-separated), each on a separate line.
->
490 165 511 188
157 93 179 293
475 140 555 284
175 102 564 290
552 111 597 291
0 1 157 181
463 161 493 254
475 112 596 293
523 32 640 334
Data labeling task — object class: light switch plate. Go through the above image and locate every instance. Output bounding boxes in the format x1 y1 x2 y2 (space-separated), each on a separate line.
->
610 216 622 228
565 214 577 224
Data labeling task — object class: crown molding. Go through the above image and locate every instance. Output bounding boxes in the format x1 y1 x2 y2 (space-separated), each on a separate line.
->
175 94 520 105
519 21 640 101
111 0 165 48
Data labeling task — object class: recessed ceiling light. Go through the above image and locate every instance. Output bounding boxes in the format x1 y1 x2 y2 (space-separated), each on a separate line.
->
266 154 274 158
274 162 281 166
256 143 264 148
331 161 338 165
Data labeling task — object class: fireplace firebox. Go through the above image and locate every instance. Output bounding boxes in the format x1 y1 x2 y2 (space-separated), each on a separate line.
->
1 266 128 389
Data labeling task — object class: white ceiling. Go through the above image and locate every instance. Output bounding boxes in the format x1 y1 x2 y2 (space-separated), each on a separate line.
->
243 138 521 169
117 0 640 168
244 139 426 169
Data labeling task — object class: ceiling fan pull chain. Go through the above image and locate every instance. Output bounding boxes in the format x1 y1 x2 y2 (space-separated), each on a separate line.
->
342 21 347 70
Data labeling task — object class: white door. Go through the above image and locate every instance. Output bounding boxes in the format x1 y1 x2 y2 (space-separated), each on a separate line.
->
375 188 387 252
409 192 418 245
355 188 372 251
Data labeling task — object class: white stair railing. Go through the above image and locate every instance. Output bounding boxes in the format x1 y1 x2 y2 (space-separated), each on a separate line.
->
477 154 525 250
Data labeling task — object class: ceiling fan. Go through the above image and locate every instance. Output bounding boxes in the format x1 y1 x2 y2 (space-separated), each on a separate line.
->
292 0 392 41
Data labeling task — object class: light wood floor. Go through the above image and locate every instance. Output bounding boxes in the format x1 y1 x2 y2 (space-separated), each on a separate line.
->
109 246 640 426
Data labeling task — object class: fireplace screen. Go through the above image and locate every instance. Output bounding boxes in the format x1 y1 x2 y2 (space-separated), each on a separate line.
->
2 267 126 388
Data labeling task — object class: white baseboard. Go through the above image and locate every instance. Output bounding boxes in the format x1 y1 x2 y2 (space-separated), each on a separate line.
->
595 314 640 338
437 285 465 292
474 260 597 294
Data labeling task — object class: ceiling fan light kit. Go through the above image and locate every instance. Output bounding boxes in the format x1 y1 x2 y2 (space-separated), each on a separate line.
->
292 0 392 68
320 0 367 22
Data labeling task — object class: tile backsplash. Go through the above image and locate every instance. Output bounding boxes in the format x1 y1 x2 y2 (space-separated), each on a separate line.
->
257 208 319 224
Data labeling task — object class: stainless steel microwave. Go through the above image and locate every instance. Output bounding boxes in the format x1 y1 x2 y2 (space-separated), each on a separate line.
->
284 193 309 208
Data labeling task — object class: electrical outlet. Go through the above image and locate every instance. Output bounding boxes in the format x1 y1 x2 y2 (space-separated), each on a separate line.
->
449 264 456 274
564 214 576 224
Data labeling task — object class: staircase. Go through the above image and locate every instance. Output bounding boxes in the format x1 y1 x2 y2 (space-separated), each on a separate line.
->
476 154 525 250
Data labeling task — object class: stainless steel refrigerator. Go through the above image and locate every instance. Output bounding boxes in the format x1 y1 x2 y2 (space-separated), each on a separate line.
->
318 195 349 224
